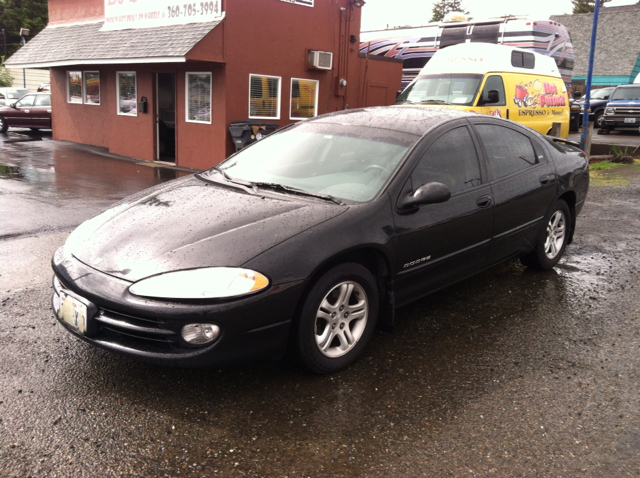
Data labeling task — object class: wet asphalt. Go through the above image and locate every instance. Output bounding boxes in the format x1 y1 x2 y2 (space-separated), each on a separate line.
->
1 130 640 477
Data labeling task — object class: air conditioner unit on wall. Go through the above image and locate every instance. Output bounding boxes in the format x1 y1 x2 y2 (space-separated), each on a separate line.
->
308 51 333 70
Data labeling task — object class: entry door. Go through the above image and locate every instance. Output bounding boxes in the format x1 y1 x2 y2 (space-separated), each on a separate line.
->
156 73 176 162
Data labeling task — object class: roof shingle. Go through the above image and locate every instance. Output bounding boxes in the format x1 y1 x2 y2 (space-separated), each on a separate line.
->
6 20 221 68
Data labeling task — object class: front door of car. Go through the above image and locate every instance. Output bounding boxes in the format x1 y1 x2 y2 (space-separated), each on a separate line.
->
7 94 36 128
393 124 494 306
477 74 510 121
471 121 556 265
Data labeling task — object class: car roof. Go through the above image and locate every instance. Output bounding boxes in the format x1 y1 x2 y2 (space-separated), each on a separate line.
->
306 106 479 137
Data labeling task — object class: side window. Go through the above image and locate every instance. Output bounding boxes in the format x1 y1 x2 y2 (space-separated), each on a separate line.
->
35 95 51 106
16 95 35 107
476 124 538 180
412 126 482 194
478 75 505 106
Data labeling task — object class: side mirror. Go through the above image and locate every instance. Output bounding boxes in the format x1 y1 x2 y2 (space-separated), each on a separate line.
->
10 103 17 108
487 89 499 104
398 182 451 210
574 91 583 99
478 89 499 106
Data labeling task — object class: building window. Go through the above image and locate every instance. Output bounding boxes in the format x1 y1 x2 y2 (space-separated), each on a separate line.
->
290 78 318 120
117 71 137 116
249 74 280 119
84 71 100 105
186 72 212 124
67 71 82 104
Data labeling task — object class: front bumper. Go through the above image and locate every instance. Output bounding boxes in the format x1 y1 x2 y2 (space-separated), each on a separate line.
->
602 110 640 129
52 247 306 367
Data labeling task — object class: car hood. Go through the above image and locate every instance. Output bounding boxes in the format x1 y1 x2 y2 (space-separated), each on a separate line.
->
66 175 346 282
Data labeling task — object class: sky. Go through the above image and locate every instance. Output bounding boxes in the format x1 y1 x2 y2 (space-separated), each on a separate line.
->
360 0 638 31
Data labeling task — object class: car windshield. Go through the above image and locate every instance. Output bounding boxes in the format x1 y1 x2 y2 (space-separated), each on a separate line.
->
611 87 640 101
590 88 612 100
200 122 417 202
395 74 483 106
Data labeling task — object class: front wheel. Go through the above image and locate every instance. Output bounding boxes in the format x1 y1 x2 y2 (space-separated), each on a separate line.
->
521 200 570 270
594 111 604 128
0 115 8 133
294 263 379 374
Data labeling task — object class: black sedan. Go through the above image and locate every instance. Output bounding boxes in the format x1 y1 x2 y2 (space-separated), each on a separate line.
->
51 108 589 373
0 92 52 132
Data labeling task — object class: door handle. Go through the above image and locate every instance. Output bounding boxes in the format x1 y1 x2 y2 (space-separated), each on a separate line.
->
539 174 556 185
476 195 492 208
24 110 30 113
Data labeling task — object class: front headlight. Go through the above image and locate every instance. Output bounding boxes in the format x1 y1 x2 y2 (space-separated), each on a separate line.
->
605 107 615 115
129 267 269 299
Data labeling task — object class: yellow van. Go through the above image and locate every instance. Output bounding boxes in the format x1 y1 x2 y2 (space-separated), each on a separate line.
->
395 43 570 138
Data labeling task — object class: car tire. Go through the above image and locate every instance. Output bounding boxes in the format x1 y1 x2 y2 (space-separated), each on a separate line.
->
521 200 570 270
294 262 379 374
0 115 7 133
594 111 604 128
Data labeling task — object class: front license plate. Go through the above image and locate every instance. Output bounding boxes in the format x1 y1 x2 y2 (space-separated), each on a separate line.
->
58 292 88 334
624 118 636 124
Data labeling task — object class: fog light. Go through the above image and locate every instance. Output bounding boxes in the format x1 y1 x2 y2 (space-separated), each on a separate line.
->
181 324 220 345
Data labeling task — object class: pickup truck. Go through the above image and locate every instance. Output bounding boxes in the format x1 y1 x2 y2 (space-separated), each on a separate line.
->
600 84 640 133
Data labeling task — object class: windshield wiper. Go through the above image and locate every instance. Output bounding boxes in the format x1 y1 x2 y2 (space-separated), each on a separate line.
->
206 167 257 193
421 99 447 104
253 182 344 205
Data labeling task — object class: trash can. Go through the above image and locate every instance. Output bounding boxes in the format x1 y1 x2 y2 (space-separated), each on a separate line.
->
229 120 279 152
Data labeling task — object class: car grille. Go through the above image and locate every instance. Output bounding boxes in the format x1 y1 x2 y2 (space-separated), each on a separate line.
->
610 108 640 115
94 309 179 345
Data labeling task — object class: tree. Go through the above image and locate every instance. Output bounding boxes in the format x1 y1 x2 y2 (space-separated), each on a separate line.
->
0 0 49 59
430 0 471 22
0 57 14 87
571 0 611 14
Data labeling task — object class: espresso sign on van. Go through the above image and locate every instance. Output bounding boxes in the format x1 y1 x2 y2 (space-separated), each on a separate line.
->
395 43 570 138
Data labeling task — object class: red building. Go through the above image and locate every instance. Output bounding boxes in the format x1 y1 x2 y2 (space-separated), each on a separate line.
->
6 0 402 170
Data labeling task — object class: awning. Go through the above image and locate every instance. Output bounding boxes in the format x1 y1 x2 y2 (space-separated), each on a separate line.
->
5 20 222 69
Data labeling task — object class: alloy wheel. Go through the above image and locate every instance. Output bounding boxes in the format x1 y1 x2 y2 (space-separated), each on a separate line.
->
314 281 368 358
544 210 566 259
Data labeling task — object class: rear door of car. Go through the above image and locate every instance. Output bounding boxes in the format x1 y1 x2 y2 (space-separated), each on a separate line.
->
30 94 52 128
469 118 556 265
392 120 494 305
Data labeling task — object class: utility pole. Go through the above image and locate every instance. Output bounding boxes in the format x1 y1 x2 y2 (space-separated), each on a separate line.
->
579 2 601 152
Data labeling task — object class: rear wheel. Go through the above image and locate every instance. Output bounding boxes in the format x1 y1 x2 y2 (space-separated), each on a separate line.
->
0 115 7 133
521 200 570 270
295 263 378 374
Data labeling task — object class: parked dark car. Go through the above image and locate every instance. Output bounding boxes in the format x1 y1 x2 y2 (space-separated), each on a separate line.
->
0 92 52 132
600 84 640 133
575 86 615 128
0 87 31 107
51 107 589 373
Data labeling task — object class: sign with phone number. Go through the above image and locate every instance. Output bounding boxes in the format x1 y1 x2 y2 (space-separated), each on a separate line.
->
280 0 314 6
102 0 224 31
